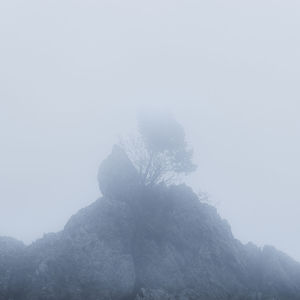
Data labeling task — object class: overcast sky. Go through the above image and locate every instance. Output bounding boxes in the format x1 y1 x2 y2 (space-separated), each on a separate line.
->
1 0 300 261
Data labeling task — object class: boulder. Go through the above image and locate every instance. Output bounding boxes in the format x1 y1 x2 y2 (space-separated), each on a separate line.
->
97 145 140 200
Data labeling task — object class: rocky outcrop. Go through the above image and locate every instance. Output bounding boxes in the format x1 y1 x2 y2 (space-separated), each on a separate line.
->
0 146 300 300
97 145 140 200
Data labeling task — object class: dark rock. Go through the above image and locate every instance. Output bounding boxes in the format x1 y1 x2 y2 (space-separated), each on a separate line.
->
134 288 176 300
1 147 300 299
97 145 140 200
0 237 25 299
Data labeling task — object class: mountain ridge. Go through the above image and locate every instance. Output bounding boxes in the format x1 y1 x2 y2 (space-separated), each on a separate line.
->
1 146 300 300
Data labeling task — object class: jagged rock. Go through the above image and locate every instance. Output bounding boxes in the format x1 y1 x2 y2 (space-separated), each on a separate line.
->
20 198 136 300
0 147 300 299
259 246 300 298
0 237 25 299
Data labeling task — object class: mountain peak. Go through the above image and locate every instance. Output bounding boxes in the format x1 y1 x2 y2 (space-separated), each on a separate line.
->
1 147 300 299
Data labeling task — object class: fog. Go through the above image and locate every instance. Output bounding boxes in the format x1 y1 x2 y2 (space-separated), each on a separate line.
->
0 0 300 262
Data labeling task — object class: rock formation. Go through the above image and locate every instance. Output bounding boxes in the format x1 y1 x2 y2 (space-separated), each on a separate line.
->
0 146 300 300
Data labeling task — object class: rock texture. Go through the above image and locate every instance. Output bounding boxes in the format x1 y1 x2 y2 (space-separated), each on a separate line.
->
1 147 300 300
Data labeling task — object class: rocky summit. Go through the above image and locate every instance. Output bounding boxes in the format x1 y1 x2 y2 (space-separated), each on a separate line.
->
1 146 300 300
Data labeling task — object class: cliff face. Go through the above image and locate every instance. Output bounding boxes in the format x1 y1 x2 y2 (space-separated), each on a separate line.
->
1 146 300 300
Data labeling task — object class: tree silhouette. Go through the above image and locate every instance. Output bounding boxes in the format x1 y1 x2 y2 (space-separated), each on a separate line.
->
121 111 197 186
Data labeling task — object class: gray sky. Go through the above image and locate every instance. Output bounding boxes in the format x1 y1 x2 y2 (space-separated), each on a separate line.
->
1 0 300 261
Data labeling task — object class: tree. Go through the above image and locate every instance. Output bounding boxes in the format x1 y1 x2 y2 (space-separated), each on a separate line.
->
120 111 197 186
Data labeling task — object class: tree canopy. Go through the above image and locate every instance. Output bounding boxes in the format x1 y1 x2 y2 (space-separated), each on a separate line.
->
121 111 197 186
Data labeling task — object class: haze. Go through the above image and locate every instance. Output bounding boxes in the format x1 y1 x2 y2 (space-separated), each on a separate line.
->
0 0 300 262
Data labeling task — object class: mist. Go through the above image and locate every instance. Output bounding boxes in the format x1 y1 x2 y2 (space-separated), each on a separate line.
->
1 0 300 266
